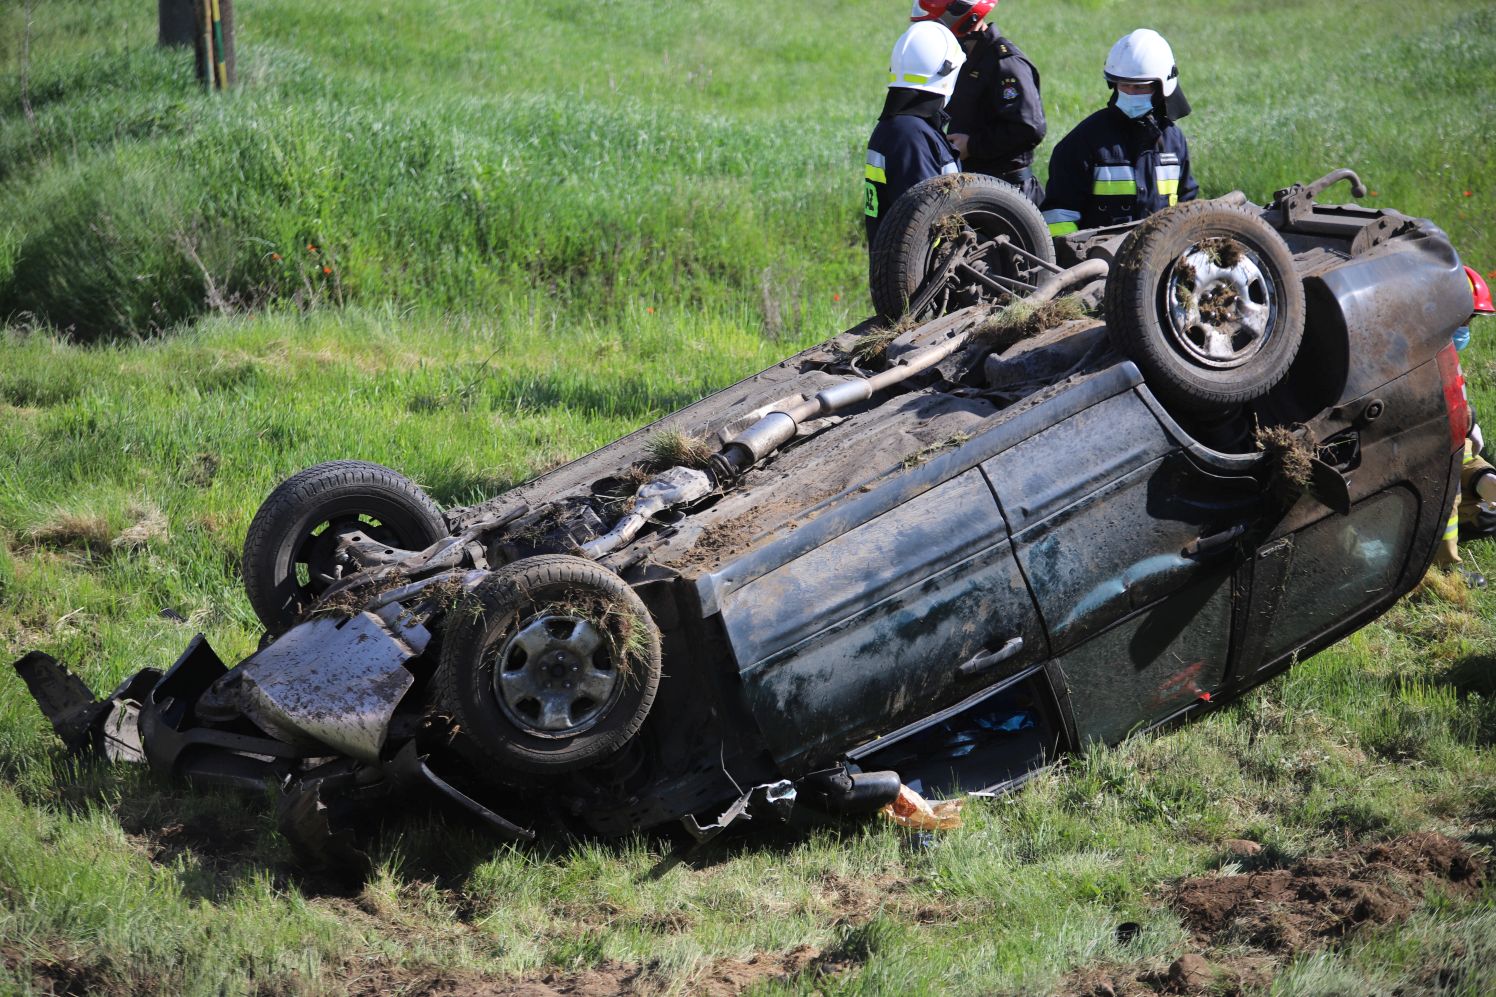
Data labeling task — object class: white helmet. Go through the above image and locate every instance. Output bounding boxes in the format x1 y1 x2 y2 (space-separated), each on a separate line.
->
1104 28 1179 96
887 21 966 102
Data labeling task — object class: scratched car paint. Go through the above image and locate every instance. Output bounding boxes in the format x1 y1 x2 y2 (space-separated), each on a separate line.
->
15 171 1478 863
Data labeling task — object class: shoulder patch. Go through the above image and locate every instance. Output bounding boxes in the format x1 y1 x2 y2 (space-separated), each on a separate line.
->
1001 76 1019 101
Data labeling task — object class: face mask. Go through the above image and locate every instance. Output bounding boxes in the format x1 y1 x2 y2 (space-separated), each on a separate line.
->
1115 91 1154 119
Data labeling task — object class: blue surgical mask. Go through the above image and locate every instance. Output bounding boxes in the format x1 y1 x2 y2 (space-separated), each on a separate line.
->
1115 91 1154 119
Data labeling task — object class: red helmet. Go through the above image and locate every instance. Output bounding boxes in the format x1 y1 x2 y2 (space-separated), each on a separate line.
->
910 0 997 37
1467 265 1494 315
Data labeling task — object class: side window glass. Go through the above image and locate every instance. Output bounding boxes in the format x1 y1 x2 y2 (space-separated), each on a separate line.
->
1261 489 1415 664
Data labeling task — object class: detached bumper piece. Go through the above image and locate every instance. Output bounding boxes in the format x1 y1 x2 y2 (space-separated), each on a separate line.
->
12 622 534 867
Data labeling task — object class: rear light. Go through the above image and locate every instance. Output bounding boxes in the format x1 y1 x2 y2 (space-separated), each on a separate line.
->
1436 343 1470 451
1466 265 1495 315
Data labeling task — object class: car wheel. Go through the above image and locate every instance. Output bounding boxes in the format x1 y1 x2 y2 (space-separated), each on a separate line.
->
434 555 663 779
870 173 1055 322
241 460 447 634
1103 202 1306 411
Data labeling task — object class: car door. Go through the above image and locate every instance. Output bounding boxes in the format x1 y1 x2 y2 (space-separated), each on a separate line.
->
1233 358 1454 678
983 388 1264 745
707 466 1047 769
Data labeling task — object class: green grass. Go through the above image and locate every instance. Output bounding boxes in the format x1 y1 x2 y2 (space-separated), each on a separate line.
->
2 0 1495 993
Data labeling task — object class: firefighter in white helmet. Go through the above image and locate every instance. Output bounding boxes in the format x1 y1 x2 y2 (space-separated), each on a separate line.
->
910 1 1047 208
863 21 966 248
1040 28 1198 236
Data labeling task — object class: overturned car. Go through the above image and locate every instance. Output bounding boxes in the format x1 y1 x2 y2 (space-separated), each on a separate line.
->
16 170 1482 860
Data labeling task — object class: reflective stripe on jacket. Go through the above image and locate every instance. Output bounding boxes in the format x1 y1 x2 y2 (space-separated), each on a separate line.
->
864 112 960 247
1040 105 1197 235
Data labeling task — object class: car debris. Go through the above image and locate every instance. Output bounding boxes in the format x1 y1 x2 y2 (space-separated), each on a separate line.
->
14 169 1480 866
880 786 964 832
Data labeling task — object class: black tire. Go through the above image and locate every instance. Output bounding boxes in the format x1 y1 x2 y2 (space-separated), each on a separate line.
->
870 173 1055 322
434 554 663 780
1103 202 1306 410
241 460 447 634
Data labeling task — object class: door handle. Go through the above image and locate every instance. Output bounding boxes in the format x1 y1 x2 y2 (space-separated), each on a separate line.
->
1182 524 1246 557
957 636 1025 679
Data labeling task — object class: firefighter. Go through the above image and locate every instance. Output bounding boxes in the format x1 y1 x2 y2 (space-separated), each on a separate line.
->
1433 266 1496 587
909 1 1046 207
1041 28 1198 236
864 21 966 248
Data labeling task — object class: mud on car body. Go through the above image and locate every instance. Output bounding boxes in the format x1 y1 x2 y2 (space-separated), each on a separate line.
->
15 169 1479 862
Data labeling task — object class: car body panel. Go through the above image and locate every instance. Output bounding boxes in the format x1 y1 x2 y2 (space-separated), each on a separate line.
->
724 469 1044 768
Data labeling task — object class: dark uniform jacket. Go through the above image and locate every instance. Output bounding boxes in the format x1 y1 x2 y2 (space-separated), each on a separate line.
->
1040 105 1198 234
945 27 1046 205
864 90 960 247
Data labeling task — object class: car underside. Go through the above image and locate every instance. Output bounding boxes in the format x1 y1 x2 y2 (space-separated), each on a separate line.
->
14 169 1478 865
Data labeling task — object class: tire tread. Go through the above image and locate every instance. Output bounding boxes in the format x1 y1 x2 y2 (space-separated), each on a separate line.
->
242 460 446 632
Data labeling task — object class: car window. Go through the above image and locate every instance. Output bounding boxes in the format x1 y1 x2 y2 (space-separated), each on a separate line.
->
1258 489 1416 665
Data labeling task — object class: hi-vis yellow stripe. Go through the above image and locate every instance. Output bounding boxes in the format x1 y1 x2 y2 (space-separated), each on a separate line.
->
888 72 930 84
1157 180 1180 195
1048 221 1080 235
1092 180 1136 196
865 164 887 183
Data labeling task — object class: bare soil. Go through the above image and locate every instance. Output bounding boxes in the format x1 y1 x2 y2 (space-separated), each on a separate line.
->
346 946 825 996
1058 832 1485 996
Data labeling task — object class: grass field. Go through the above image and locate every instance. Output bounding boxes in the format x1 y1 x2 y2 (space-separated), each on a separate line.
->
1 0 1494 993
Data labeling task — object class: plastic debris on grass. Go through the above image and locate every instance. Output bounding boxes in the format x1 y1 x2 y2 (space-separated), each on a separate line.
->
880 784 963 831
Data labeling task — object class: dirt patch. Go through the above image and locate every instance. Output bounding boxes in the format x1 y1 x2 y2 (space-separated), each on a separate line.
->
1202 237 1244 269
184 451 220 488
1056 833 1484 996
1196 284 1239 326
1173 832 1484 952
1065 952 1276 997
672 499 794 571
348 947 825 997
1057 947 1296 997
3 944 128 997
